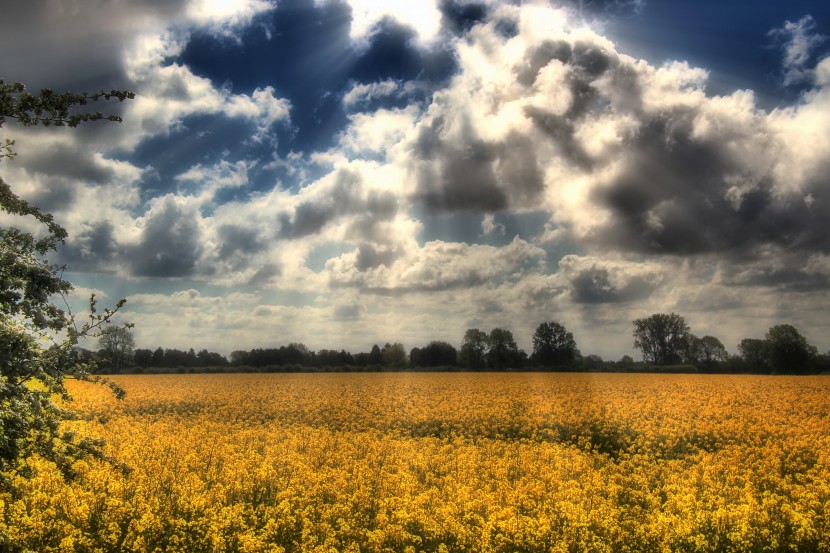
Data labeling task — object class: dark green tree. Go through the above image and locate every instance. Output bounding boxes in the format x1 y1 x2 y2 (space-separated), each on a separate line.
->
632 313 691 365
411 341 458 367
531 321 578 367
368 344 384 366
0 79 133 487
765 324 817 374
487 328 520 370
692 335 729 372
133 348 154 367
737 338 768 372
382 342 407 368
459 328 488 370
151 346 165 367
97 325 135 373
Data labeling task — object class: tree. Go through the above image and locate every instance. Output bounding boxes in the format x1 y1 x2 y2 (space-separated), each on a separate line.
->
382 342 407 368
368 344 384 366
151 346 165 367
98 326 135 372
459 328 488 370
737 338 768 372
632 313 691 365
618 355 635 366
487 328 520 370
531 321 578 367
692 335 729 371
411 341 458 367
765 324 817 374
0 79 133 484
582 354 604 370
133 348 153 367
230 350 249 366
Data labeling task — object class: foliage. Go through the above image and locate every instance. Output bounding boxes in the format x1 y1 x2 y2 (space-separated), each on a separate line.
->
486 328 521 370
0 79 132 491
368 344 384 365
0 78 133 130
632 312 691 365
381 342 407 368
410 341 458 368
738 338 769 372
690 335 729 371
531 321 578 367
4 373 830 552
459 328 488 370
97 326 135 373
765 324 818 374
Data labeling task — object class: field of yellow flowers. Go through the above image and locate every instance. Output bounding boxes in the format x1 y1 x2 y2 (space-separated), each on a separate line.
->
3 373 829 552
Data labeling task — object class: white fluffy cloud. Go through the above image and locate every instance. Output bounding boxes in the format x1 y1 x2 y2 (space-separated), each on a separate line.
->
333 0 443 46
118 31 290 151
186 0 275 37
342 79 402 108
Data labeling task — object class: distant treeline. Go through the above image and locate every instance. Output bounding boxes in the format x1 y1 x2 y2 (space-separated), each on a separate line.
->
90 314 829 375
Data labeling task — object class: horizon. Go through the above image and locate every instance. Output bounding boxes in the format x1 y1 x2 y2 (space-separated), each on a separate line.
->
1 0 829 360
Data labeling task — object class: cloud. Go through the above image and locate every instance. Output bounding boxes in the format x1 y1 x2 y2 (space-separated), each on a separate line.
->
335 0 444 46
118 31 291 150
342 79 401 108
186 0 275 38
769 15 827 86
558 255 665 303
326 236 545 293
0 1 186 90
175 159 252 204
392 5 830 275
333 302 368 320
337 106 420 155
127 195 204 278
275 164 400 242
6 1 830 359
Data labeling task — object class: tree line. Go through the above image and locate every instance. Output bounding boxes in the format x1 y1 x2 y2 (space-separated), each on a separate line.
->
94 314 829 375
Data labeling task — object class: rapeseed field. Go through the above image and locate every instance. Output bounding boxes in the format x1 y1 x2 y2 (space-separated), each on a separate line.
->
3 373 829 552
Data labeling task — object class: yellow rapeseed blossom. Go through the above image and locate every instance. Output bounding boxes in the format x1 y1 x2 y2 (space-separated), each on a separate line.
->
2 373 829 552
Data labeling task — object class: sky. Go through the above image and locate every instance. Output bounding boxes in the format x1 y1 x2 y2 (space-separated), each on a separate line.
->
1 0 829 360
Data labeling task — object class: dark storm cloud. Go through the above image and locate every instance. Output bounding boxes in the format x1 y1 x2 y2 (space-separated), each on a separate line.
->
355 243 401 270
0 0 188 90
523 107 594 170
411 120 543 213
278 202 336 239
212 224 269 273
55 221 120 272
589 111 830 259
277 168 399 241
277 169 360 239
516 40 574 87
559 256 663 304
413 135 506 212
27 178 78 214
723 264 830 291
217 224 265 260
21 143 115 185
128 199 202 278
438 0 489 36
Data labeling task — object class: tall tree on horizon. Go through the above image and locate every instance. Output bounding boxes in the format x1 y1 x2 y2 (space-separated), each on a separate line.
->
532 321 578 367
632 313 691 365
